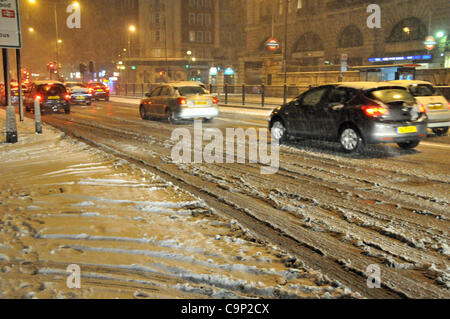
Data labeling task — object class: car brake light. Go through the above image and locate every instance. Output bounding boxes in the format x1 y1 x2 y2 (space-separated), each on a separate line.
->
178 97 187 105
362 105 389 117
89 88 93 93
212 96 219 104
35 95 42 101
419 104 427 113
64 94 71 100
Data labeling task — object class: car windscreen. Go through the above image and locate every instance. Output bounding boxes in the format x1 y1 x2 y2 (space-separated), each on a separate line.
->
366 88 415 105
176 86 207 96
38 84 66 96
408 84 439 97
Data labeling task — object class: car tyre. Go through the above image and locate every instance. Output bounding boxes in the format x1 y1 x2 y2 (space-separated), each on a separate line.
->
166 108 176 124
139 105 147 120
270 119 288 144
339 126 365 153
397 140 420 150
432 127 449 136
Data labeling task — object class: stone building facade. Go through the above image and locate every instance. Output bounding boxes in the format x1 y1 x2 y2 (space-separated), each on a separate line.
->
128 0 246 85
243 0 450 86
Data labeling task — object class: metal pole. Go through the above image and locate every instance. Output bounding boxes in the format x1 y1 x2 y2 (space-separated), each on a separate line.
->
3 49 18 143
16 49 24 121
225 84 228 105
283 0 288 105
34 98 42 134
242 84 245 106
3 49 11 107
54 3 59 78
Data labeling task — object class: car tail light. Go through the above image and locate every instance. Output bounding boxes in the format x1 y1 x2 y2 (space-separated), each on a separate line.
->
35 95 42 101
361 105 389 117
64 94 71 100
105 86 110 92
212 96 219 104
88 88 93 93
419 104 427 113
178 97 187 105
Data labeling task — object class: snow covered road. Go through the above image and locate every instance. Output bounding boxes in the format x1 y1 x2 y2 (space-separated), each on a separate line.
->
4 98 449 298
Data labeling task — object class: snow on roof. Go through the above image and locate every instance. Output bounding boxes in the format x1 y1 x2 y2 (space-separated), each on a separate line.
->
335 82 405 90
386 80 434 86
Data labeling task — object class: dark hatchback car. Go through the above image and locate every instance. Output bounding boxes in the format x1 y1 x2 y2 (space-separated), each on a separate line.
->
269 82 428 153
86 82 110 101
24 81 71 114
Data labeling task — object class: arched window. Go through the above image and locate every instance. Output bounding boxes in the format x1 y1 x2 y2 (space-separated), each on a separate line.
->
338 25 363 48
294 32 323 52
387 17 427 43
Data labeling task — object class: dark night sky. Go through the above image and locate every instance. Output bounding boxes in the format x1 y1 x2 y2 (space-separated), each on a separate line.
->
13 0 137 79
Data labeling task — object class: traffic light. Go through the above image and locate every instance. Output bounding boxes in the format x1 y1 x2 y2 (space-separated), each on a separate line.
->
48 62 56 71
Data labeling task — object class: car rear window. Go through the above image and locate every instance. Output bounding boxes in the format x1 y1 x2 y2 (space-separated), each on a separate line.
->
408 84 439 97
38 84 66 96
176 86 206 96
366 88 415 105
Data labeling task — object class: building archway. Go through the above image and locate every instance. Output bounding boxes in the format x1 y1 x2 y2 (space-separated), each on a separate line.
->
387 17 427 42
338 25 363 48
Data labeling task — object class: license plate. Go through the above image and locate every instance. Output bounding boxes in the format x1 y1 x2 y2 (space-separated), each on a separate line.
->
97 89 104 92
48 96 60 100
76 96 84 100
397 126 417 134
195 101 207 105
428 103 444 110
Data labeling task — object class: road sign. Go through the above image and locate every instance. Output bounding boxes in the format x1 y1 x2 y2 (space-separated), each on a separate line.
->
424 36 436 51
266 38 280 51
0 0 21 48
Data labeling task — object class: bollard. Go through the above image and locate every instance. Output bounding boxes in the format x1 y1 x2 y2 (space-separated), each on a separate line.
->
242 84 246 106
34 98 42 134
261 84 265 107
225 84 228 105
6 105 18 143
283 84 287 105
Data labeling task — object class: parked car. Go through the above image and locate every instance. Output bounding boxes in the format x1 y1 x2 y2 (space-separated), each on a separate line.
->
86 82 110 101
269 82 428 153
139 82 219 123
24 81 71 114
65 82 92 105
388 80 450 136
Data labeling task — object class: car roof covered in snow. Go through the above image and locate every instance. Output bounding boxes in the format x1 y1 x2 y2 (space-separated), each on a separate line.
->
168 81 206 87
332 82 407 91
386 80 434 86
33 80 65 86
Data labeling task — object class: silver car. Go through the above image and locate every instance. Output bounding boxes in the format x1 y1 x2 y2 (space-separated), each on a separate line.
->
65 82 92 105
139 82 219 123
389 80 450 135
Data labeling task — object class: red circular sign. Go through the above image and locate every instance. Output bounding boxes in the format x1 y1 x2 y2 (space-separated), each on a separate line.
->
266 38 280 51
424 36 436 50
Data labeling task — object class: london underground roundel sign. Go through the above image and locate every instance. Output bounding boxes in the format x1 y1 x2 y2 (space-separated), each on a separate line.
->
266 38 280 51
424 36 436 51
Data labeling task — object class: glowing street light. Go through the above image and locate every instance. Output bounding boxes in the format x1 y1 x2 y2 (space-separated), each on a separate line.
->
436 31 445 38
187 50 192 56
28 27 35 32
28 0 36 4
57 39 63 44
129 25 136 33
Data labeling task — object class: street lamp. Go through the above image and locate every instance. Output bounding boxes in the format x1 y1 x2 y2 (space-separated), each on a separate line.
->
28 27 35 32
436 31 446 38
128 25 136 58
